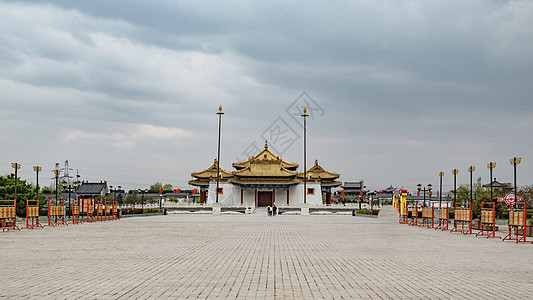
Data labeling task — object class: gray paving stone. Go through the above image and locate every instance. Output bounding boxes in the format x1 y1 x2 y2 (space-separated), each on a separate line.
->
1 206 532 299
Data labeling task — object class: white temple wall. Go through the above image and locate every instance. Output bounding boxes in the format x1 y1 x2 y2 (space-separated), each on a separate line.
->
242 190 255 206
207 182 325 206
207 182 239 205
289 182 323 206
273 190 288 206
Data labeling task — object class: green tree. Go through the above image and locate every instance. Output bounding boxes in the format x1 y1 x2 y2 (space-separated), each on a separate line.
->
150 182 163 191
125 194 138 206
0 174 40 217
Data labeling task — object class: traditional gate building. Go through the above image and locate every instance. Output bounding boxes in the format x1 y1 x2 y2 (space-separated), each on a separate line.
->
189 141 341 206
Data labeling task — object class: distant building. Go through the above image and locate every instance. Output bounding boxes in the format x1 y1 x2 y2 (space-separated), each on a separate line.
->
76 181 108 201
482 178 512 189
341 181 364 195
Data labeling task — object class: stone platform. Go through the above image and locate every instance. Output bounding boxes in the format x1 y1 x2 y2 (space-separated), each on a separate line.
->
0 206 532 299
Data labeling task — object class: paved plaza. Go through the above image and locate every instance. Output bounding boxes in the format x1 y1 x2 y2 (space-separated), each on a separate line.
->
1 206 532 299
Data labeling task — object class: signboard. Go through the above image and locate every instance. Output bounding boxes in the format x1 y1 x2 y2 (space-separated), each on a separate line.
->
497 193 523 206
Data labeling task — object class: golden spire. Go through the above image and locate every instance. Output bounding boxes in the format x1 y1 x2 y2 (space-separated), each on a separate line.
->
301 107 309 117
217 105 224 115
264 140 268 148
315 159 318 166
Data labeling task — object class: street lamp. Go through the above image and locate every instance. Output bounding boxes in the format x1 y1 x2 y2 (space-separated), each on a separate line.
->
452 169 459 206
53 163 60 206
417 184 432 207
510 157 521 208
138 189 148 210
11 163 21 201
216 105 224 204
110 185 122 204
302 107 309 204
33 166 42 204
468 166 475 204
62 180 79 217
487 162 496 203
439 172 444 208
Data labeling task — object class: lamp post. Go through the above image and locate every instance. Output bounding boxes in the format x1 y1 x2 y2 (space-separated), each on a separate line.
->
62 181 78 216
417 184 432 208
138 189 148 210
487 162 496 203
468 166 475 204
439 172 444 208
510 157 521 208
11 163 21 201
216 105 224 204
301 107 309 204
53 163 60 206
452 169 458 206
110 185 122 204
33 166 42 203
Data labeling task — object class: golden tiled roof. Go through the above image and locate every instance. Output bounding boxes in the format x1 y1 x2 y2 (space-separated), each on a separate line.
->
188 179 209 187
228 178 301 186
298 159 340 180
233 140 298 171
191 158 233 179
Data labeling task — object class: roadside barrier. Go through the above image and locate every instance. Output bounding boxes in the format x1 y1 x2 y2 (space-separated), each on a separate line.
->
421 203 435 228
1 199 20 232
451 202 473 235
86 203 95 223
409 202 419 226
476 202 499 239
112 201 118 220
72 200 82 224
47 199 68 226
96 202 104 222
436 205 449 231
26 199 43 229
503 202 532 244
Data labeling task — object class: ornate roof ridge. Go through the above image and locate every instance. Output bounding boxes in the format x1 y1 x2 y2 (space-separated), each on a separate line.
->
298 159 340 178
232 140 298 168
191 158 233 178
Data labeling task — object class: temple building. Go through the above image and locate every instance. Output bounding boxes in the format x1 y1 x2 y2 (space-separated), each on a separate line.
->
188 141 341 206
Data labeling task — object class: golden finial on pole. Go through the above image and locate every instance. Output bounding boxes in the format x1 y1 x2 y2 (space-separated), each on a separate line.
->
510 157 521 166
215 105 224 203
438 171 444 207
510 157 521 208
11 163 21 201
487 162 496 202
301 106 309 203
301 107 309 117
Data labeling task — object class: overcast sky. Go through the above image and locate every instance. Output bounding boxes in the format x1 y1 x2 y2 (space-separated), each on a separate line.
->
1 0 532 193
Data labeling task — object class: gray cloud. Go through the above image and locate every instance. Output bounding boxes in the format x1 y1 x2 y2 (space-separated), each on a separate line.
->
1 0 532 192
